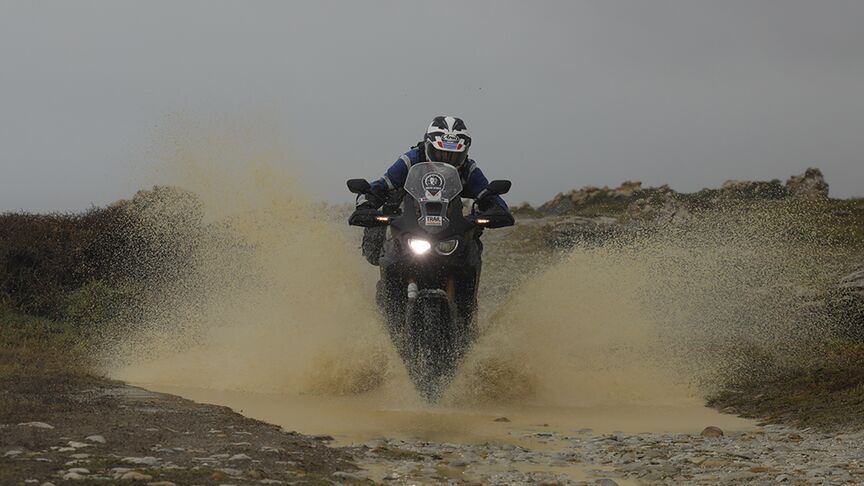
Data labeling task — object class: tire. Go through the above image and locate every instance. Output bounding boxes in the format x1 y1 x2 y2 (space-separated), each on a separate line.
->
405 293 461 402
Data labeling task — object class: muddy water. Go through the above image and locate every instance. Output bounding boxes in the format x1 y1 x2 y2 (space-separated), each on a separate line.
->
143 384 752 446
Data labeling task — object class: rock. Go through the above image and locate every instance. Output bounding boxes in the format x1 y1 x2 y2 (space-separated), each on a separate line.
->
17 422 54 429
62 472 86 481
699 459 730 469
145 482 176 486
595 479 619 486
70 453 89 459
216 468 242 476
41 483 56 486
700 426 724 438
121 456 160 466
786 168 829 199
3 449 23 457
67 441 91 449
332 471 365 481
493 417 511 422
228 453 251 461
67 468 90 475
85 435 106 444
120 471 153 481
721 179 787 199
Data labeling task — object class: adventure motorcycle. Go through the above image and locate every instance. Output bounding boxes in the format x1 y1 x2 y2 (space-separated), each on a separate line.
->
347 162 513 402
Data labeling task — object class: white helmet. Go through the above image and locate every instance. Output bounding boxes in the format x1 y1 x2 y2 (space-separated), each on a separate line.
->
424 116 471 168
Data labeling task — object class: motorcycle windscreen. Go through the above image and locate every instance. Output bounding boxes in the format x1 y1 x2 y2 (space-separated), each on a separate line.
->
404 162 463 234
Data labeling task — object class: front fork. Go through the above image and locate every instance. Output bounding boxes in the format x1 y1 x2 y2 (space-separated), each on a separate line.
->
406 277 456 302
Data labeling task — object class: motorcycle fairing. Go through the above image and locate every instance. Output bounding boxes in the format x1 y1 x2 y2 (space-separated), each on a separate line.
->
403 162 462 235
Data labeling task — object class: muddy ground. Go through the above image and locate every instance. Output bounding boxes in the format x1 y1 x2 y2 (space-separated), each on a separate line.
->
5 373 864 486
1 372 358 485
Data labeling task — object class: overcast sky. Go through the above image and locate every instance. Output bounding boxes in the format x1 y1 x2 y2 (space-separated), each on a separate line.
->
1 0 862 212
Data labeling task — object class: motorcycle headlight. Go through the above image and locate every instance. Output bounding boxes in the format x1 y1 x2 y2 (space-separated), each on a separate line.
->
408 238 432 255
435 239 459 255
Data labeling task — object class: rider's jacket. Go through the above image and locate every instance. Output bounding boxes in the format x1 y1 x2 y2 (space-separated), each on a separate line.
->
364 147 508 210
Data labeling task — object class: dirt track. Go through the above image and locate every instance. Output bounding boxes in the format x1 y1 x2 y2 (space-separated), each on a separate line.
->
1 374 358 485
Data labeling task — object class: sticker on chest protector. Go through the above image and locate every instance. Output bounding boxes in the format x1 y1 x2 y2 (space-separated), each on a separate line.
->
425 216 443 226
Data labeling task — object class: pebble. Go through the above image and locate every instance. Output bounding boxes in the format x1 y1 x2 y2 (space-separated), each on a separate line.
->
3 450 23 457
17 422 54 429
700 426 724 438
227 453 251 461
67 468 90 474
332 471 366 481
62 472 85 481
67 441 91 449
120 471 153 481
85 434 106 444
121 456 160 466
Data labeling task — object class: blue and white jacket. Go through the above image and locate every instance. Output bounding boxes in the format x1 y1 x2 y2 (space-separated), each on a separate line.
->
366 147 508 210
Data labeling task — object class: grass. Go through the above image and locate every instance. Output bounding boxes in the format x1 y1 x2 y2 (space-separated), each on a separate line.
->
0 301 101 420
708 342 864 430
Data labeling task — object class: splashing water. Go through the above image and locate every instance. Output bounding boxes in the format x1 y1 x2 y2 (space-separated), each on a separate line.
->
105 124 844 440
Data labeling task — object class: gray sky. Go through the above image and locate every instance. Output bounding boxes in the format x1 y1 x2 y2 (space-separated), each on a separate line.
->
1 0 862 212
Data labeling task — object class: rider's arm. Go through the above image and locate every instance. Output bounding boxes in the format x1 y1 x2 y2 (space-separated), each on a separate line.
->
464 165 509 212
358 153 414 208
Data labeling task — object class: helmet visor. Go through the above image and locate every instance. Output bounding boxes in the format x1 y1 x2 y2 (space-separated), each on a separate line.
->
427 145 468 167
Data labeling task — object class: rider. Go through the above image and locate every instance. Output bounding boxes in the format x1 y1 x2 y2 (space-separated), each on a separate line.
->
352 115 512 327
352 115 509 233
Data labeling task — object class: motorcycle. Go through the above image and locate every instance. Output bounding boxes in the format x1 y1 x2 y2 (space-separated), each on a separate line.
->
347 161 513 402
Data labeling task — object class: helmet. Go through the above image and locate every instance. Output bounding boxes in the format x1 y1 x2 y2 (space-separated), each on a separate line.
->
424 116 471 168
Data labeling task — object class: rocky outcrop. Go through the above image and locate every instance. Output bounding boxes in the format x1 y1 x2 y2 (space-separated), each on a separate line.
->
786 168 829 200
719 179 788 199
539 168 832 219
538 181 656 215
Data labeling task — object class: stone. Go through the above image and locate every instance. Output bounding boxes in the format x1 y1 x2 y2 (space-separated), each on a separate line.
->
62 472 86 481
3 449 23 457
594 479 619 486
700 426 724 438
67 441 91 449
120 471 153 481
700 459 730 469
85 435 106 444
145 482 176 486
493 417 511 422
67 468 90 475
227 453 251 461
17 422 54 429
121 456 160 466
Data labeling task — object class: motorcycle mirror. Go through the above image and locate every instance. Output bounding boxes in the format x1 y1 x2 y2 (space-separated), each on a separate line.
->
486 180 511 196
347 178 371 194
